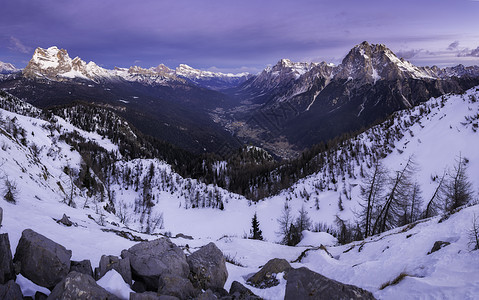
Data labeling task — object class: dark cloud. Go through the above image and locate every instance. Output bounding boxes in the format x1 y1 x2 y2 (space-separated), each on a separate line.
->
1 0 478 71
447 41 460 50
395 49 423 59
457 46 479 57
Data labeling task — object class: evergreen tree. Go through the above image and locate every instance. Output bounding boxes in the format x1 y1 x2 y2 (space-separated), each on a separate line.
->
250 212 263 240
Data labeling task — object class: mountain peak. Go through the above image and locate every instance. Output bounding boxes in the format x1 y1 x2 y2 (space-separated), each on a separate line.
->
0 61 18 74
23 46 111 82
337 41 431 82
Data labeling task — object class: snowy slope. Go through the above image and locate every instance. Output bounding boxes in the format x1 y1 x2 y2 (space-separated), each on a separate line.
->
1 86 479 298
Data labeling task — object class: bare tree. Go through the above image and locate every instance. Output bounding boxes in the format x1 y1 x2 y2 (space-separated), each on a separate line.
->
469 214 479 251
3 177 18 204
277 201 293 245
358 162 387 238
372 157 416 235
444 154 474 212
424 170 446 218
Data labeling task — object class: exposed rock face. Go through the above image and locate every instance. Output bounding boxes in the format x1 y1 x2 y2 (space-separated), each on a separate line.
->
70 259 93 277
13 229 72 289
247 258 291 288
187 242 228 291
121 238 189 291
47 271 120 300
130 291 161 300
230 281 261 299
285 267 375 300
158 274 198 299
428 241 451 254
0 233 15 284
22 47 111 82
56 214 73 226
95 255 132 285
0 280 23 300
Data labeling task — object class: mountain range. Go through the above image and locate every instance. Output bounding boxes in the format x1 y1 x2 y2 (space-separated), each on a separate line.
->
1 42 479 158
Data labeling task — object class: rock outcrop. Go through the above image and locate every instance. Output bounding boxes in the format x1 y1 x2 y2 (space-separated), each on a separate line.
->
121 238 189 291
47 271 120 300
13 229 72 289
0 233 15 284
285 267 375 300
247 258 291 288
187 242 228 291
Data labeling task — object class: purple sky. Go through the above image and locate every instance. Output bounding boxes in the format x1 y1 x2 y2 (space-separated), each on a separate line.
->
1 0 479 73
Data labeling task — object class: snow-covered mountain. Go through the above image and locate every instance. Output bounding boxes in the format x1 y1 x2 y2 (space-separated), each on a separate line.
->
21 46 249 89
0 61 18 74
223 42 479 157
175 64 251 90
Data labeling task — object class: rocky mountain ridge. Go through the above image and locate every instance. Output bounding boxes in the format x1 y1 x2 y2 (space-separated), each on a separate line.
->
21 46 250 90
0 61 18 74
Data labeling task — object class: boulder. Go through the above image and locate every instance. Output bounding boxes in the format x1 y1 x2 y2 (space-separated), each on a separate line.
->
95 255 132 285
0 280 23 300
13 229 72 289
285 267 375 300
129 294 180 300
70 259 93 277
187 242 228 290
56 214 73 227
158 274 198 299
35 291 48 300
197 289 217 300
130 291 162 300
0 233 15 284
121 238 189 291
247 258 291 288
47 271 120 300
175 233 193 240
229 281 261 299
428 241 451 255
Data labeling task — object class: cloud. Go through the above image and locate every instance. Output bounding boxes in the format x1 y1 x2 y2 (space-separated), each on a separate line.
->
395 49 423 59
457 46 479 57
8 36 31 54
447 41 459 50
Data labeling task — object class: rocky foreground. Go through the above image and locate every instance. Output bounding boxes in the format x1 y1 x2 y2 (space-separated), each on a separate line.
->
0 228 375 299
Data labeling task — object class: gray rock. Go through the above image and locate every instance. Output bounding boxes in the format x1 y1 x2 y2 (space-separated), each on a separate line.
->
187 242 228 291
130 291 162 300
121 238 189 291
175 233 193 240
0 280 23 300
132 281 147 293
95 255 132 285
56 214 73 227
0 207 3 227
247 258 291 288
158 274 198 299
0 233 15 284
428 241 451 255
47 271 120 300
285 267 375 300
130 293 179 300
70 259 93 277
229 281 261 299
197 289 217 300
13 229 72 289
34 291 48 300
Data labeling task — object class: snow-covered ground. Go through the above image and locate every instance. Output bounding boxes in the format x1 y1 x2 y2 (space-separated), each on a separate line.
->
0 87 478 299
